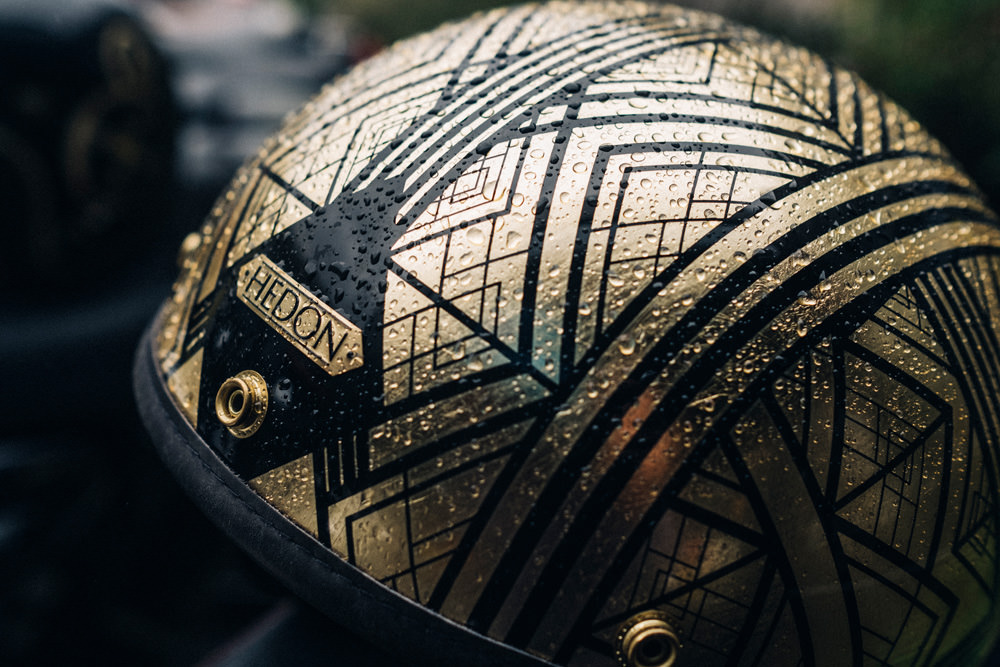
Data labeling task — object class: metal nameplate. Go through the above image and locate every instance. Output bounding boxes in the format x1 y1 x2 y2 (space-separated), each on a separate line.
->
237 254 363 377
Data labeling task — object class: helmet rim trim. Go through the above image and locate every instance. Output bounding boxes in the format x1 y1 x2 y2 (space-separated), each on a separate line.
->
132 322 550 667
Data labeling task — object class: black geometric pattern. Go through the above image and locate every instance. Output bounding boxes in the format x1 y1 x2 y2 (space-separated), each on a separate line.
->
151 4 1000 665
571 265 1000 666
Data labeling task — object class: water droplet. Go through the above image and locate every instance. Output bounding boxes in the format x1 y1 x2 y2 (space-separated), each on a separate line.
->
618 335 636 355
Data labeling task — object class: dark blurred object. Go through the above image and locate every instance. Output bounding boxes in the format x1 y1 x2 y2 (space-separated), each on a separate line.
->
0 0 176 300
0 1 367 664
0 2 284 665
832 0 1000 208
202 599 400 667
139 0 353 196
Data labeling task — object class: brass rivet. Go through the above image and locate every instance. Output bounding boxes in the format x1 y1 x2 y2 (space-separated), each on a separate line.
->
215 370 268 438
617 611 680 667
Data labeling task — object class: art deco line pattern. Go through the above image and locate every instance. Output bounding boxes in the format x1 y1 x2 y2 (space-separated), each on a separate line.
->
154 3 1000 665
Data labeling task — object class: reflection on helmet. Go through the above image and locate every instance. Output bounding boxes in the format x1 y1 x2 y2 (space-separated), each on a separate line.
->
135 2 1000 665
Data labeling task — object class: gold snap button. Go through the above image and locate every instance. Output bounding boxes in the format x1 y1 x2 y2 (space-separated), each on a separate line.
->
617 611 680 667
215 370 268 438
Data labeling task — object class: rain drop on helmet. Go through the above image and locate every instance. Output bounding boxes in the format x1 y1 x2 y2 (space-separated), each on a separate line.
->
134 3 1000 665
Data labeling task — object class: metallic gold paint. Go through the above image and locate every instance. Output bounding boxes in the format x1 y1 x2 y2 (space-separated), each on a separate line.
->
150 3 1000 664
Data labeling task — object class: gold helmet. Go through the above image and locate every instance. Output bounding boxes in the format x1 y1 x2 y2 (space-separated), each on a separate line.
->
134 3 1000 665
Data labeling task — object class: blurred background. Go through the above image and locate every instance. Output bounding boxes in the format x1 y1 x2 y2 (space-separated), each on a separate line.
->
0 0 997 664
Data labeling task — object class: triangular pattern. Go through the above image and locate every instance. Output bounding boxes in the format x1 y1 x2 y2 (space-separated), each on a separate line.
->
589 511 767 661
835 429 946 566
590 161 792 335
226 172 314 265
680 454 764 536
833 351 947 565
845 560 939 665
772 357 810 449
248 453 319 538
351 453 511 605
713 41 832 125
583 439 772 664
383 139 539 404
953 432 999 591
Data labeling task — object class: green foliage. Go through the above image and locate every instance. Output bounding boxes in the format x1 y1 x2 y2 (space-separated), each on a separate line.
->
834 0 1000 204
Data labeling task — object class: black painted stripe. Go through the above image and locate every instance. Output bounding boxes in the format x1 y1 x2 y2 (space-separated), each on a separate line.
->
498 204 990 647
555 246 1000 663
465 179 978 633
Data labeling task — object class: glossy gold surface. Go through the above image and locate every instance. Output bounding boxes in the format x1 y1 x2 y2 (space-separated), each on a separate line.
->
152 3 1000 665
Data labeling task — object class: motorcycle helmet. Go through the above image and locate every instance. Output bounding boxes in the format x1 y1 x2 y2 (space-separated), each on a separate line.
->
134 2 1000 665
